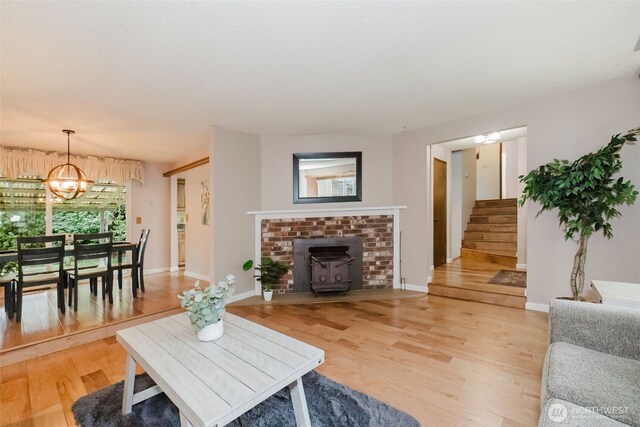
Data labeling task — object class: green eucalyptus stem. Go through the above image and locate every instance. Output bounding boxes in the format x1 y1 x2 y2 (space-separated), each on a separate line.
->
177 276 235 332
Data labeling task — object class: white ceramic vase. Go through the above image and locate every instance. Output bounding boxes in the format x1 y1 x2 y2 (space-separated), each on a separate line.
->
197 320 224 341
263 290 273 301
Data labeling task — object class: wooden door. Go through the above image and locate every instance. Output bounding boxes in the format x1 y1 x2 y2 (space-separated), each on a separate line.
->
433 158 447 268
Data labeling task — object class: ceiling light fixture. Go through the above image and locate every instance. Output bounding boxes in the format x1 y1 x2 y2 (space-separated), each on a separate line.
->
473 131 502 144
43 129 93 200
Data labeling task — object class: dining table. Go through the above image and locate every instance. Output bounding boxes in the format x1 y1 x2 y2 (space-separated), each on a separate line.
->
0 242 141 297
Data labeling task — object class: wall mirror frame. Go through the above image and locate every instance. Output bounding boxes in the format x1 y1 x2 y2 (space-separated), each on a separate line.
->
293 151 362 204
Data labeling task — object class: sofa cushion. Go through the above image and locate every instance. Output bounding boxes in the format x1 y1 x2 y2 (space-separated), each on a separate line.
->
542 342 640 426
539 398 629 426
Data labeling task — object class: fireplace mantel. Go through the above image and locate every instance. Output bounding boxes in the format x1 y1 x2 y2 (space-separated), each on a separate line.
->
247 206 407 218
248 206 407 295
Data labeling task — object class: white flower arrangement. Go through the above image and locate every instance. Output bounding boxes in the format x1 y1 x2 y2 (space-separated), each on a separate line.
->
177 275 235 332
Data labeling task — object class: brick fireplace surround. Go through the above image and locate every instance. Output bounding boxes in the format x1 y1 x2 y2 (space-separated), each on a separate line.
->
249 207 405 294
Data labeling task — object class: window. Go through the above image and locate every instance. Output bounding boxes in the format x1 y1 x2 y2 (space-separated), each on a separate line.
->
0 178 127 274
51 181 127 241
0 178 46 274
317 177 357 197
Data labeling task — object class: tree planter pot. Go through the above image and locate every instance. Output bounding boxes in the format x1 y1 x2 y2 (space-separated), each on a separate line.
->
263 290 273 301
197 320 224 341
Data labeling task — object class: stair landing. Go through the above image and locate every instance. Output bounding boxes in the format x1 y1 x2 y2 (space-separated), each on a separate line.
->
429 257 526 309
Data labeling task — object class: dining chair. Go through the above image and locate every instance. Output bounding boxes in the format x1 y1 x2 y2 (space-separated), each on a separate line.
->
16 235 66 322
137 229 150 292
112 229 150 293
1 271 16 320
67 232 113 312
1 251 17 319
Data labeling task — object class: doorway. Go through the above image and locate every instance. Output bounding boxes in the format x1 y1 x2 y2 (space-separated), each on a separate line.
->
427 126 528 308
177 178 186 268
433 158 447 268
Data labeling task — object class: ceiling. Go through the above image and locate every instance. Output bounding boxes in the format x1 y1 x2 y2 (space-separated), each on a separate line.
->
438 126 528 152
1 1 639 163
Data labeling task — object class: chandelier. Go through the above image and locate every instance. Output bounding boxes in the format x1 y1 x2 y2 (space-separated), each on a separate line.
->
43 129 93 200
473 132 502 144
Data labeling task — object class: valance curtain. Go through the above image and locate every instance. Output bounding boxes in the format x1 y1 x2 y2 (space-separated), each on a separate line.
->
0 146 144 185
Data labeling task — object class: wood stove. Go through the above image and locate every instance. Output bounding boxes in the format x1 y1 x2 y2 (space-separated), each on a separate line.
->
293 237 363 294
309 246 355 294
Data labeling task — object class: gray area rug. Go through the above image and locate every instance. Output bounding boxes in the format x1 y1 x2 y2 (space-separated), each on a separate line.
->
72 371 420 427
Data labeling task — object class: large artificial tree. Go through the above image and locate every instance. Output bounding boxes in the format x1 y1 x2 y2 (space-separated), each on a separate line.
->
519 128 639 300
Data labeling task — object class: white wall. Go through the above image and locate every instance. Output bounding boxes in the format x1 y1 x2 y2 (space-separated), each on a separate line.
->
450 148 478 258
451 147 481 260
476 143 501 200
210 126 261 294
181 164 210 280
461 148 477 240
127 161 171 272
170 175 178 270
393 76 640 306
451 152 463 260
260 134 393 210
516 137 528 267
502 139 519 199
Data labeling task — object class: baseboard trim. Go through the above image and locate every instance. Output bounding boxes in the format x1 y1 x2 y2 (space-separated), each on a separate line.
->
427 275 433 284
516 263 527 270
227 290 256 303
446 258 453 264
145 267 170 275
404 283 428 293
525 302 549 312
184 271 211 282
169 266 180 272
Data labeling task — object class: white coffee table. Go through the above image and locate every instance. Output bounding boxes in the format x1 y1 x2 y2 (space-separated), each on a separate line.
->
116 312 324 427
591 280 640 308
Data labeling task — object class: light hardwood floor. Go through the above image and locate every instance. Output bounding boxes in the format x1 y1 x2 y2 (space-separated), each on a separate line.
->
0 272 197 352
0 294 548 426
430 257 526 308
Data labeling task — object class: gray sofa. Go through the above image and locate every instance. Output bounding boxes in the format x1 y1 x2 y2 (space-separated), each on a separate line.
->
539 299 640 426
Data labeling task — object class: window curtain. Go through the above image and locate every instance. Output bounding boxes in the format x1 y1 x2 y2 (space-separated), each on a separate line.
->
0 146 144 184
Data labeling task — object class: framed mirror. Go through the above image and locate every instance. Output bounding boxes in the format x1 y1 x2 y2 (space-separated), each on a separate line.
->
293 152 362 204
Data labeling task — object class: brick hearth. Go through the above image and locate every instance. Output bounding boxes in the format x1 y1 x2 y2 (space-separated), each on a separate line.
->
261 215 394 293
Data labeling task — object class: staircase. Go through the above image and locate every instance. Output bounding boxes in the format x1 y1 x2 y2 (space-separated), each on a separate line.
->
461 198 517 268
428 198 525 309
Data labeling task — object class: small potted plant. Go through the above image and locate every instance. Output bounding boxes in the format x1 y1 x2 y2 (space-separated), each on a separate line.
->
177 275 235 341
243 257 288 301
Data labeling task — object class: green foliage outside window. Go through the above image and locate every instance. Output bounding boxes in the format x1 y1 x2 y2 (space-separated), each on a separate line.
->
0 205 127 275
0 211 46 250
